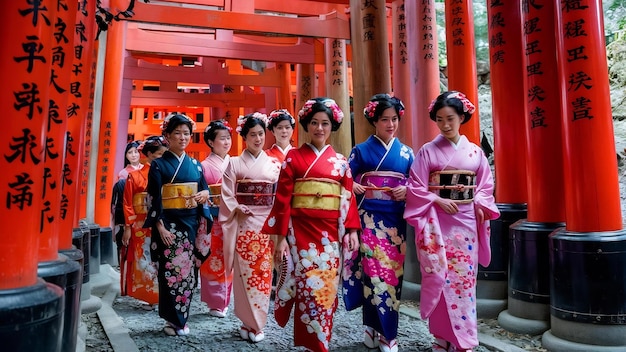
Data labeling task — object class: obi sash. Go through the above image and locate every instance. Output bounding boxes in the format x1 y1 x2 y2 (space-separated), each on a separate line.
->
132 192 149 214
428 170 476 203
161 182 198 209
361 171 406 201
236 180 275 206
208 183 222 207
292 178 341 211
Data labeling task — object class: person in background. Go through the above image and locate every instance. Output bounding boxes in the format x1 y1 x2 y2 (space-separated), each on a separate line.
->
143 113 212 336
345 94 414 352
118 140 143 180
262 97 361 352
219 112 281 343
120 136 168 309
198 119 233 318
265 108 295 162
404 91 500 352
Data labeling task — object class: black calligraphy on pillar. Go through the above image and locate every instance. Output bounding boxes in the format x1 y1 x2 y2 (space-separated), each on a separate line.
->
300 75 311 103
396 3 408 64
331 39 344 86
488 0 506 65
19 0 52 27
361 0 379 42
5 129 41 164
6 173 35 210
523 0 548 128
14 83 43 120
99 122 112 200
421 0 436 60
59 194 69 220
14 36 47 73
449 0 466 47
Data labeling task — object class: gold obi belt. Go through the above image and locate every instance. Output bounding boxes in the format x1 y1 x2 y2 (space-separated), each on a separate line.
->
428 170 476 204
361 171 406 201
208 183 222 207
161 182 198 209
292 178 341 211
132 192 149 214
236 180 275 206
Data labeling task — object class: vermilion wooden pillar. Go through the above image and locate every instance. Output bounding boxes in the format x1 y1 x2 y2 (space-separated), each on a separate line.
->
391 1 413 148
353 0 391 144
496 0 564 334
543 1 626 350
349 0 365 147
444 0 479 144
296 63 315 145
94 14 127 227
405 0 440 149
0 2 64 350
325 38 351 156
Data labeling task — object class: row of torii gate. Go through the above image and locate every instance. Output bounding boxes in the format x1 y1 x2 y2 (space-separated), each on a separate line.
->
1 0 624 351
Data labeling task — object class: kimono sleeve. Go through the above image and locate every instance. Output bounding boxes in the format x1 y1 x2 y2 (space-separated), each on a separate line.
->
347 145 364 183
262 154 296 237
218 158 239 223
340 155 361 232
473 150 500 221
143 159 163 229
196 159 212 221
403 145 439 231
122 172 138 225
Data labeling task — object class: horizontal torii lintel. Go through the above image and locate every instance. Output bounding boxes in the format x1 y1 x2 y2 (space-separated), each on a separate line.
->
130 1 350 39
131 91 266 108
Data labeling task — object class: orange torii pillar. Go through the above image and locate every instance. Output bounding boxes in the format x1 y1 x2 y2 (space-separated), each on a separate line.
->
477 0 529 320
405 0 440 150
38 3 83 352
326 38 352 155
444 0 479 144
94 17 127 227
543 1 626 350
296 63 315 145
497 0 565 334
352 0 391 144
0 1 65 350
349 1 365 146
391 1 413 147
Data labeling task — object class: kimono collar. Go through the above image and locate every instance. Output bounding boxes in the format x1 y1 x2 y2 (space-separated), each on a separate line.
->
244 149 263 160
306 143 330 156
373 135 395 150
210 152 228 161
274 143 293 155
167 150 186 162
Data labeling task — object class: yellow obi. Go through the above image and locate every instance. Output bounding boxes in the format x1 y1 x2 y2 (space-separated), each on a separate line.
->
132 192 149 214
292 178 341 211
209 183 222 207
428 170 476 204
161 182 198 209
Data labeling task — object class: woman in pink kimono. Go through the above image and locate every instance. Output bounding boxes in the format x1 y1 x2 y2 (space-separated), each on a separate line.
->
219 113 281 343
403 91 500 352
198 119 233 318
265 109 295 163
262 98 361 352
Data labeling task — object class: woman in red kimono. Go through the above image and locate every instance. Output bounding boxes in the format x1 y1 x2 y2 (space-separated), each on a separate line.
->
198 119 233 317
219 113 282 343
121 136 168 307
265 108 295 163
263 97 361 352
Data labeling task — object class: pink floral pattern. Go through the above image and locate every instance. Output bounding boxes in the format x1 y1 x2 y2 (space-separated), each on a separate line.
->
162 222 196 317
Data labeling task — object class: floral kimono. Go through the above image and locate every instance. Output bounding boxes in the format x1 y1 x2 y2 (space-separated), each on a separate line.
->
345 135 414 341
121 165 159 304
262 144 361 352
144 151 211 329
403 134 499 350
219 150 281 333
198 153 232 312
265 143 293 163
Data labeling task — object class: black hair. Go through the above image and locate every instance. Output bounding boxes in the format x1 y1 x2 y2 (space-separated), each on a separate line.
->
141 136 167 156
364 94 405 126
203 120 231 148
299 97 341 132
268 110 295 131
163 113 194 134
239 113 266 138
429 91 473 124
123 141 141 167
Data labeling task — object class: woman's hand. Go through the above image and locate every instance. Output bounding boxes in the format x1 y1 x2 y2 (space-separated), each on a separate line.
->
194 190 210 204
391 185 407 201
353 182 366 195
122 226 131 246
236 204 253 216
435 197 459 214
274 236 289 270
343 230 359 252
157 221 175 247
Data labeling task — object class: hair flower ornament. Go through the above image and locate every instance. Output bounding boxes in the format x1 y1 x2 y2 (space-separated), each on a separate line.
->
323 99 344 124
236 115 246 134
428 91 475 114
205 119 233 134
363 100 379 119
236 112 268 134
298 99 316 119
268 109 295 126
160 112 197 132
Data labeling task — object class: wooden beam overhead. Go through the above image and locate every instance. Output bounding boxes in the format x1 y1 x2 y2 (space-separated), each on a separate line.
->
130 1 350 39
131 90 266 108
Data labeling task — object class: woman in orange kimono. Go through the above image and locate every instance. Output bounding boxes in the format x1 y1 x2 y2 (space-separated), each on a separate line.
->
263 98 361 352
121 136 168 306
265 109 295 163
198 119 233 317
219 113 281 343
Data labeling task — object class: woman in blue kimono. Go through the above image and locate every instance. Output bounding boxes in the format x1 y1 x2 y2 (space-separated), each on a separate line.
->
345 94 414 352
144 113 212 336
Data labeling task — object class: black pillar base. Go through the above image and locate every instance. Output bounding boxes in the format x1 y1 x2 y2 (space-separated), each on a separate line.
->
542 228 626 350
498 220 563 335
0 280 64 352
401 224 422 301
477 203 527 318
74 224 91 301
